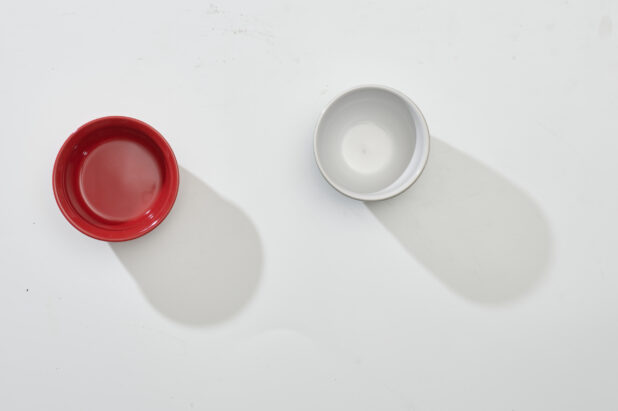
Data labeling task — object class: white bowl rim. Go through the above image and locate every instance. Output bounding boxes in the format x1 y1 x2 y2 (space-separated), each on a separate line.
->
313 84 431 201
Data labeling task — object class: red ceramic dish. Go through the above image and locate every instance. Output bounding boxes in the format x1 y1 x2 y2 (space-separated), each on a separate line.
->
53 116 179 241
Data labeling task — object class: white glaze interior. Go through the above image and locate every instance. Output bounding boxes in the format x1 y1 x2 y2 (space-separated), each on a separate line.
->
314 86 430 201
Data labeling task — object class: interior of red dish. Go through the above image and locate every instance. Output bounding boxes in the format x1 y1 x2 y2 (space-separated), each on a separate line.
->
53 117 178 241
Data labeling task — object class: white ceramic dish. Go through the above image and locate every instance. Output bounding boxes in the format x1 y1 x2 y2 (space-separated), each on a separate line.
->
314 85 430 201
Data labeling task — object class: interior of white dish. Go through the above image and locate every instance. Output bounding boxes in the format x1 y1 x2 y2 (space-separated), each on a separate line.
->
314 86 429 200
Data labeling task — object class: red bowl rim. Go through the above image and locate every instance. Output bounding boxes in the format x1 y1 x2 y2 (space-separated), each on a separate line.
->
52 116 180 242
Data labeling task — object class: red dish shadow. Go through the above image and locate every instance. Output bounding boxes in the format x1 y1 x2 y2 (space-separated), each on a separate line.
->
53 116 179 242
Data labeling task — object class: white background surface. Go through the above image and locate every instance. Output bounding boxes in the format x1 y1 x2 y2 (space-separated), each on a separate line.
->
1 0 618 409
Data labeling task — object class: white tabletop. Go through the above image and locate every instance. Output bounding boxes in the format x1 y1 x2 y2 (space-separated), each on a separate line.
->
2 0 617 409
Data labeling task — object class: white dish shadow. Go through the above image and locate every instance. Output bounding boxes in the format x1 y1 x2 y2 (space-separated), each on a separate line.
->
367 138 551 303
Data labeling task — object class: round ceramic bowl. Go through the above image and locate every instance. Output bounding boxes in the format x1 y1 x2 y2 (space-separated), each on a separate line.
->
53 116 179 241
314 85 430 201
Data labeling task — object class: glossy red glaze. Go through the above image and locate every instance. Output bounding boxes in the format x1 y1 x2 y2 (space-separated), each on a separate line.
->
53 116 179 241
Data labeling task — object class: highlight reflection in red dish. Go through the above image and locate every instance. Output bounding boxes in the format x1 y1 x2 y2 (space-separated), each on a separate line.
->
53 116 179 241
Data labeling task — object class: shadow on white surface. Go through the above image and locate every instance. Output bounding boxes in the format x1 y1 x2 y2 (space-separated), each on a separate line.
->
111 167 263 325
367 138 551 303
